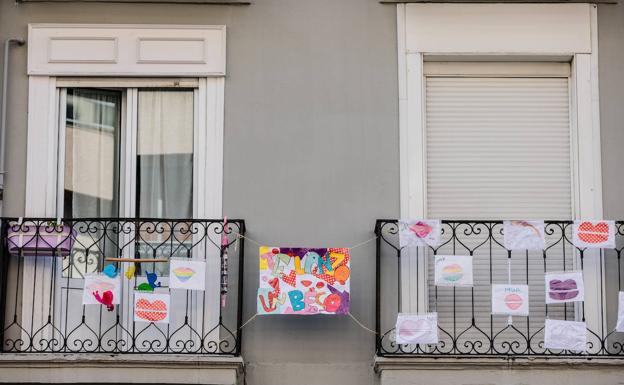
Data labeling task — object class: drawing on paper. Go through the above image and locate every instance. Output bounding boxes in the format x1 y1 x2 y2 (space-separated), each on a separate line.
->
394 313 438 345
134 291 170 324
257 247 350 315
503 220 545 250
434 255 473 287
545 271 584 304
491 284 529 316
572 220 615 249
169 259 206 291
398 219 441 248
82 274 121 308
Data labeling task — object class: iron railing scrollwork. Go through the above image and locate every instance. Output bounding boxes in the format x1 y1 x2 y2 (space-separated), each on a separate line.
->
0 217 245 355
375 219 624 358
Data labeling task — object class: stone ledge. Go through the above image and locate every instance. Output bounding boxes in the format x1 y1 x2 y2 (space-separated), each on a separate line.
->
374 355 624 372
0 353 244 384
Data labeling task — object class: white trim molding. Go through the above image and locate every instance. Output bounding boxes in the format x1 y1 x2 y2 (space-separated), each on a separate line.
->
28 24 226 76
397 4 604 329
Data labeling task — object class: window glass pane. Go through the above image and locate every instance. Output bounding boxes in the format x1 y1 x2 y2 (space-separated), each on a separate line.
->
136 90 194 274
64 88 121 218
63 88 122 278
137 90 194 219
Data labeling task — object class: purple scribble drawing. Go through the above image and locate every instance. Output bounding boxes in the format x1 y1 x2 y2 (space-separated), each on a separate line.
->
549 279 579 300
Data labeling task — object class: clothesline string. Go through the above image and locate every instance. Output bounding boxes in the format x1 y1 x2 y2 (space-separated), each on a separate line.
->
224 233 379 335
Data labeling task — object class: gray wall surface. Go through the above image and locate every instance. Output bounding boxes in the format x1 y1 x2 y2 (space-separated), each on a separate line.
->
0 1 398 384
1 1 624 384
598 0 624 334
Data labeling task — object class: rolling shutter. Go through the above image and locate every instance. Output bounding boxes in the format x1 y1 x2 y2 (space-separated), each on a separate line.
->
424 62 574 343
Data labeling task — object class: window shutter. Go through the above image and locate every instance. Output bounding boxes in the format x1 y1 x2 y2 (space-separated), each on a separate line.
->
424 66 574 344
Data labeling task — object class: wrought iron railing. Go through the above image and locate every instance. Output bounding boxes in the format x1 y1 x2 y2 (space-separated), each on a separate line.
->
0 217 245 355
375 219 624 358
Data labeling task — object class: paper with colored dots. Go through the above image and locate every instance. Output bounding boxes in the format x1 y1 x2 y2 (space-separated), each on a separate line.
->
257 247 350 315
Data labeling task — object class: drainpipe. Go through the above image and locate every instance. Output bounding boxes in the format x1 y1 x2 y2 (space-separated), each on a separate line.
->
0 38 25 214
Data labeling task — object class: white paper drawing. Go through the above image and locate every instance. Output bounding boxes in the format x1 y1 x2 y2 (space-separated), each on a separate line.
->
434 255 473 287
544 319 587 352
169 258 206 291
572 220 615 249
503 220 545 250
399 220 441 248
395 313 438 345
545 271 584 304
134 291 171 324
82 274 121 305
616 292 624 332
491 284 529 316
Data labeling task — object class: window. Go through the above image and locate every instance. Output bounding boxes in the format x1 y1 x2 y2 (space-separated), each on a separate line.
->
59 86 198 278
22 23 226 351
423 62 575 337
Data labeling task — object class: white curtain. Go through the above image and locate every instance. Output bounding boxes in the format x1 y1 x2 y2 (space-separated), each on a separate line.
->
137 90 194 219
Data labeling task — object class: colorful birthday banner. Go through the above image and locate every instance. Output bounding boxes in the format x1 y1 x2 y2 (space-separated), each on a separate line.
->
257 246 350 315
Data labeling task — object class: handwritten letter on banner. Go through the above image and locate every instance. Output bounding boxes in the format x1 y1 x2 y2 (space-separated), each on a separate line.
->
257 247 350 315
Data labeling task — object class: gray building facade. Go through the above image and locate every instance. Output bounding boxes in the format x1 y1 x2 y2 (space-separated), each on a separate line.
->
0 0 623 384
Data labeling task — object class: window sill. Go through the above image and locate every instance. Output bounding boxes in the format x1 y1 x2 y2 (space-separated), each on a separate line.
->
375 355 624 371
0 353 243 384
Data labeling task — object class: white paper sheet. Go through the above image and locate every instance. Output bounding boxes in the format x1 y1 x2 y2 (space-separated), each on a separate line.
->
491 284 529 316
434 255 473 287
395 313 438 345
616 292 624 332
572 220 615 249
134 291 171 324
82 274 121 305
544 319 587 352
503 220 545 250
399 219 441 248
169 258 206 291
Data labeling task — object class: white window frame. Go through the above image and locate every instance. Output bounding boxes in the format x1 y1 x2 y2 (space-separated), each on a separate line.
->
397 4 605 332
22 24 226 340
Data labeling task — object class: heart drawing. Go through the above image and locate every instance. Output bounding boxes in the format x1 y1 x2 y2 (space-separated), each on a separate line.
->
135 298 168 322
504 293 524 310
409 222 433 239
578 222 610 244
398 319 434 343
173 267 195 282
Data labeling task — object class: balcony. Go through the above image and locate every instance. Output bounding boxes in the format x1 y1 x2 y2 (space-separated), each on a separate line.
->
0 217 245 356
374 219 624 359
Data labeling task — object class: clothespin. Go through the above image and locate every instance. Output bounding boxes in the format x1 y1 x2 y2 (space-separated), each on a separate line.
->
17 216 23 225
